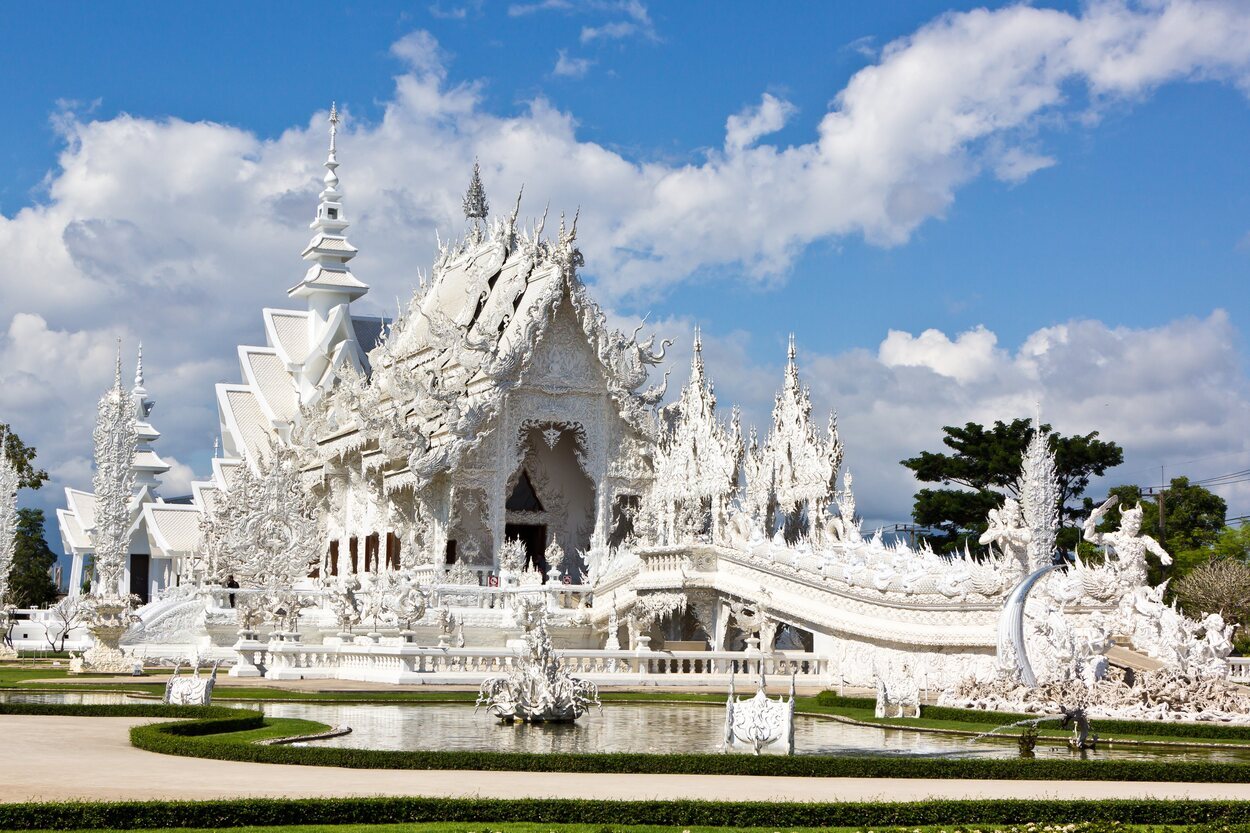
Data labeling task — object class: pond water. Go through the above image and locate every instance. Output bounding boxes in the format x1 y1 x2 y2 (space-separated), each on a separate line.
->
6 690 1250 762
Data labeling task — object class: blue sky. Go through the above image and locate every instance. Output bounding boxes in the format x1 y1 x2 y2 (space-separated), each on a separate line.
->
3 0 1250 553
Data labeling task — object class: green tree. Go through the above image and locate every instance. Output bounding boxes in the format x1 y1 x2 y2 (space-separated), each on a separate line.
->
902 418 1123 555
7 509 58 608
1211 522 1250 562
2 424 59 606
1083 477 1226 583
1 423 49 490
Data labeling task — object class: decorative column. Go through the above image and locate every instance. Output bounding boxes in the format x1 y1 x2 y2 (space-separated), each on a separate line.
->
78 347 141 674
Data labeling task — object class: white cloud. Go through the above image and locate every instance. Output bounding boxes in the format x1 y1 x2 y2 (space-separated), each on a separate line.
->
878 325 1002 385
553 50 594 79
5 2 1250 533
724 93 797 152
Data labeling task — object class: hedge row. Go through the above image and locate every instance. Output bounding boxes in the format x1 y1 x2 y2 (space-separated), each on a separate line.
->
810 691 1250 743
919 703 1250 742
129 715 1250 782
5 797 1250 831
0 702 251 721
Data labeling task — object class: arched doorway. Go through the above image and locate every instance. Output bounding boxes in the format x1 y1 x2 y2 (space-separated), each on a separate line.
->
505 422 596 577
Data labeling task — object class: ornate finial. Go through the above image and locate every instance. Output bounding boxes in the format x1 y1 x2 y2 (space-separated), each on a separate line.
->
693 325 702 353
212 436 220 459
134 342 144 389
113 339 124 392
787 333 796 363
328 101 339 153
462 159 489 223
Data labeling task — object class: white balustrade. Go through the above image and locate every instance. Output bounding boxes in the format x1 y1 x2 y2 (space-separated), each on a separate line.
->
246 638 828 686
1229 657 1250 683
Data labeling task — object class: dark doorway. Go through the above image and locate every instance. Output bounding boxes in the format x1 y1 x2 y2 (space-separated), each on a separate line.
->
506 471 544 512
504 523 548 576
129 554 150 603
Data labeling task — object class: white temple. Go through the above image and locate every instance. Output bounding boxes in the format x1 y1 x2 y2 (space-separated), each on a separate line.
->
50 108 1248 713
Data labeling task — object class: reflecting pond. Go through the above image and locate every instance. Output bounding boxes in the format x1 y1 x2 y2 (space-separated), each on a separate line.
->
5 690 1250 762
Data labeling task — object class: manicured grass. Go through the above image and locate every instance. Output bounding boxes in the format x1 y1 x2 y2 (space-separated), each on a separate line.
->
209 717 331 745
3 824 1228 833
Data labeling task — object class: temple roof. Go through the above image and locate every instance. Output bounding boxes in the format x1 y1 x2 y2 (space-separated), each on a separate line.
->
143 504 202 556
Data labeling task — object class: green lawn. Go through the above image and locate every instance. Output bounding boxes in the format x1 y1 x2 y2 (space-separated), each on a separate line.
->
24 824 1250 833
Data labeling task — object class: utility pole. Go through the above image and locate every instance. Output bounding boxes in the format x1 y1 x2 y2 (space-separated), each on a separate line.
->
1157 465 1166 540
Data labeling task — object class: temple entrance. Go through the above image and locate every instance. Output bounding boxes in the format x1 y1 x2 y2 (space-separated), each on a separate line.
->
505 422 596 571
129 553 150 603
504 523 548 575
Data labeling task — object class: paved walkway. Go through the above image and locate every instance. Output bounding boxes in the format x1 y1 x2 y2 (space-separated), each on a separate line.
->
4 716 1250 804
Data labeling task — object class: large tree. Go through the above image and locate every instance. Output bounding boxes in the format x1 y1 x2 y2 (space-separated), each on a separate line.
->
902 418 1123 554
1 424 48 491
1 424 57 607
8 509 58 608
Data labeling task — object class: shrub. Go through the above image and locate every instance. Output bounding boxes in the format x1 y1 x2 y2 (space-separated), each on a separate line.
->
3 797 1250 831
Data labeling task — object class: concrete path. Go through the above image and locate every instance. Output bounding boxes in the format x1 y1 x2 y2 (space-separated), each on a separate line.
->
3 716 1250 804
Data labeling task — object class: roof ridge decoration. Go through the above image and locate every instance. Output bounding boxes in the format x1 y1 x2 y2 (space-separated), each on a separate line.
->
91 342 139 598
653 326 745 526
745 337 843 527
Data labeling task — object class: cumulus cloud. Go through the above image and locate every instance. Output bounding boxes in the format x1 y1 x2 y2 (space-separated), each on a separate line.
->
5 2 1250 530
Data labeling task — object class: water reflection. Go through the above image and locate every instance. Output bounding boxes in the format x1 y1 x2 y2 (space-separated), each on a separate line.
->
4 690 1249 762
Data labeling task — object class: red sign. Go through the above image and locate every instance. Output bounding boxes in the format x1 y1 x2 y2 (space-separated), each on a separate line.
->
487 575 499 587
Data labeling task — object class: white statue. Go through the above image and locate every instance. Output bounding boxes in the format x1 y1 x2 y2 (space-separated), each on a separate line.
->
163 659 220 706
979 497 1031 576
1084 497 1171 587
724 670 795 755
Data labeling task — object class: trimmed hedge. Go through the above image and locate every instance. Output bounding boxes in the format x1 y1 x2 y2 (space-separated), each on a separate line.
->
129 713 1250 782
811 691 1250 743
918 703 1250 742
0 702 253 721
5 797 1250 831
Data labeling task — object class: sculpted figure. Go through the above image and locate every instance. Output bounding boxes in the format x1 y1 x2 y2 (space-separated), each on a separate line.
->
979 497 1031 577
1083 497 1171 587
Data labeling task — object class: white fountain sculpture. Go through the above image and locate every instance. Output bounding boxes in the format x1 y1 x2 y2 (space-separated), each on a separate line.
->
476 595 600 723
723 670 795 755
874 661 921 718
163 658 220 706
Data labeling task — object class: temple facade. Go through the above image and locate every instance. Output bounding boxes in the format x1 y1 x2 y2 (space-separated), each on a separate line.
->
52 109 1239 697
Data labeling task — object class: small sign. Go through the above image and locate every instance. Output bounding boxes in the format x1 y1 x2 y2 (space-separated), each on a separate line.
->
562 575 572 585
487 575 499 587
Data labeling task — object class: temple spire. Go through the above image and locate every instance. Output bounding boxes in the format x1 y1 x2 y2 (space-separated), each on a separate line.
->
691 325 704 381
290 103 367 307
463 159 489 226
129 342 170 493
